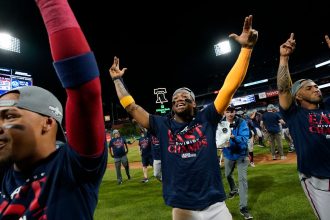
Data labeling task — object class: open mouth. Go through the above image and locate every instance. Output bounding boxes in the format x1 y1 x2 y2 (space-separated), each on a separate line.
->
176 103 187 110
0 143 6 150
0 138 8 150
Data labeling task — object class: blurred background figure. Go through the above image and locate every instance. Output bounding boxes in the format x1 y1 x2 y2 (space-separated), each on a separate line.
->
109 130 131 184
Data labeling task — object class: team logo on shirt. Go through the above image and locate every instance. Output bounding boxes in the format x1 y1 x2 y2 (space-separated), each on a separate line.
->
151 136 160 145
167 124 208 158
308 112 330 134
113 138 125 148
0 175 47 219
139 138 150 149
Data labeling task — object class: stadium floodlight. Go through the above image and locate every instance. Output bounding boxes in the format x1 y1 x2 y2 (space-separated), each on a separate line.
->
244 79 268 87
315 59 330 68
319 83 330 89
0 32 21 53
214 40 231 56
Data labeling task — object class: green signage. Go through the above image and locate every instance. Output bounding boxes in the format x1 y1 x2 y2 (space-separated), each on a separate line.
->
156 104 170 114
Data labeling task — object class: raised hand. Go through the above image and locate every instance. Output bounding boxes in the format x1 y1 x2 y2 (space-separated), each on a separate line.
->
280 33 296 57
325 35 330 48
229 15 258 49
109 56 127 80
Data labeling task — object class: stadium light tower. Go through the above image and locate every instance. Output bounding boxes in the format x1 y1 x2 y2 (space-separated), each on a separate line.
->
0 32 21 53
214 40 231 56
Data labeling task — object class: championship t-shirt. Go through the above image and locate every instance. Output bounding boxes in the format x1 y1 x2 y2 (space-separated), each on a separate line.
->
0 144 108 219
109 137 127 158
280 99 330 178
149 104 226 210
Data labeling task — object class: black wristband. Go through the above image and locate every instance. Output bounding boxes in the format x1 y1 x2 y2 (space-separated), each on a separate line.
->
112 76 122 81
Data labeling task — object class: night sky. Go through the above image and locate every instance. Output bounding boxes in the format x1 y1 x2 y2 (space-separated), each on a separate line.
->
0 1 329 118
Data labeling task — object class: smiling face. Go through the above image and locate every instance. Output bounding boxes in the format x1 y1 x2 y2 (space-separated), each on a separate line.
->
172 90 196 121
0 93 52 169
224 109 236 123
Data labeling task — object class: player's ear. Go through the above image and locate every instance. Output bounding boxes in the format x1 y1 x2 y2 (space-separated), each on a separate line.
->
42 117 56 134
295 94 303 101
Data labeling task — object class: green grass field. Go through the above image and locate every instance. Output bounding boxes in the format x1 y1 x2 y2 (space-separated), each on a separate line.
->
96 143 317 220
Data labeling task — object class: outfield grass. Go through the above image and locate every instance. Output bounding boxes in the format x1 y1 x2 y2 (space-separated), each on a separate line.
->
98 142 317 220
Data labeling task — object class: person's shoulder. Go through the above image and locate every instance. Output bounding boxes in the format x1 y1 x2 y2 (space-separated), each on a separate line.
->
324 97 330 107
236 117 245 124
151 114 168 122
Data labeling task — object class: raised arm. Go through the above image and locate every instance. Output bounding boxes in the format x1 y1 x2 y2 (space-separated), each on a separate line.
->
214 15 258 114
277 33 296 110
109 57 150 129
36 0 105 156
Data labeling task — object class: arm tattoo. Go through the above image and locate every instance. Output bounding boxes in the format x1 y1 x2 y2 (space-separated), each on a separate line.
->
114 78 130 98
277 65 292 93
126 103 140 113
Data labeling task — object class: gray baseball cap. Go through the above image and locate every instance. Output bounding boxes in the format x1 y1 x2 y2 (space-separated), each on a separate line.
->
0 86 66 142
172 87 195 101
291 79 313 97
112 129 119 135
267 104 275 111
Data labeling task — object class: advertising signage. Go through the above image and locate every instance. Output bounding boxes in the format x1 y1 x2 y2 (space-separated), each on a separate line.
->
231 94 256 106
0 68 33 95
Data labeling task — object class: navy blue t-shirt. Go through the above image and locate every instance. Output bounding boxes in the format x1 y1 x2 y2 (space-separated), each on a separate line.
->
109 137 127 158
149 104 226 210
151 135 161 160
262 111 281 134
280 99 330 178
139 135 152 157
0 144 108 219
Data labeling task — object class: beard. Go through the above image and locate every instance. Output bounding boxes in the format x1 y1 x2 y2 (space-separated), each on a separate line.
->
174 107 194 121
303 95 323 104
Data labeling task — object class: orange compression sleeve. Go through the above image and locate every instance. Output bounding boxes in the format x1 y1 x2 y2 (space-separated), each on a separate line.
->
214 48 252 114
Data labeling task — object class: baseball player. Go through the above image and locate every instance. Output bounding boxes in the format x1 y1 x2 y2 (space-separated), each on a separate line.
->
138 130 153 183
277 33 330 219
109 130 131 184
109 15 258 220
0 1 107 219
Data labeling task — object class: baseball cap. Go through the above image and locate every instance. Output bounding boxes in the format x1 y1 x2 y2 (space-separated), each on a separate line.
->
245 110 256 118
226 104 236 111
112 129 119 135
172 87 195 101
236 110 244 115
0 86 66 143
267 104 275 111
291 79 313 97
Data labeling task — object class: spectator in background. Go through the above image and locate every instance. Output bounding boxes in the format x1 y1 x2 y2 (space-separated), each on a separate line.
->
276 33 330 219
109 129 131 184
245 111 257 167
0 0 107 219
216 105 253 219
250 110 265 147
134 119 161 181
151 134 162 182
279 117 295 152
216 119 231 167
138 130 153 183
261 104 286 160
